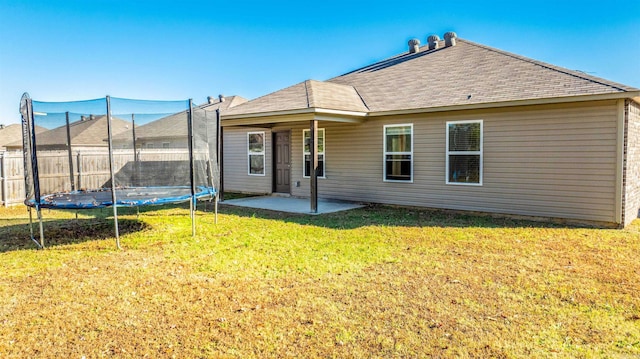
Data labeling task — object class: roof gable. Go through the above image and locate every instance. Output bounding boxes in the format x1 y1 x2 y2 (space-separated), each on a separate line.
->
223 80 368 117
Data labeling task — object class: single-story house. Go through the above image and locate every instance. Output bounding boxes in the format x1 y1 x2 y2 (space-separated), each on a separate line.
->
219 32 640 227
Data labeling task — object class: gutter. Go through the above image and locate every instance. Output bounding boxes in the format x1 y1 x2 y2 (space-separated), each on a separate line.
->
367 92 640 117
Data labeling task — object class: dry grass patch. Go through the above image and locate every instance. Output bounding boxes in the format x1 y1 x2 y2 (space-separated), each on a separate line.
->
0 204 639 358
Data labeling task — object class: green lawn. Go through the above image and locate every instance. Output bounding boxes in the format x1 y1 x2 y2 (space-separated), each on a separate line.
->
0 203 639 358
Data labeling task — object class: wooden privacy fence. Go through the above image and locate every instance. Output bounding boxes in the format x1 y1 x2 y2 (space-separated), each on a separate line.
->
0 151 25 207
0 149 193 207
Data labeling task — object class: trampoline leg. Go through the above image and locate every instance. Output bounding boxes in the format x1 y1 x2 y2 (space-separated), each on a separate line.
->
190 197 196 237
28 207 42 249
113 206 121 250
36 207 45 249
214 194 218 225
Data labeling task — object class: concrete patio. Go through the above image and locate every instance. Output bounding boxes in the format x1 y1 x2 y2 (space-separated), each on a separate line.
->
220 195 364 215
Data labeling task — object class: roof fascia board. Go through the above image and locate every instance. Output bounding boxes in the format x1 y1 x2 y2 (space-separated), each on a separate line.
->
368 92 640 117
222 108 367 126
222 112 316 127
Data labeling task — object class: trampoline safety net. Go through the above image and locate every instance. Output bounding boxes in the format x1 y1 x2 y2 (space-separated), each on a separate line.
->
19 93 219 210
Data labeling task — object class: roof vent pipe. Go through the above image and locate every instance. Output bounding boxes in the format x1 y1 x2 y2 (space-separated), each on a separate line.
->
218 94 225 102
207 96 215 104
427 35 440 50
408 38 420 53
444 32 457 47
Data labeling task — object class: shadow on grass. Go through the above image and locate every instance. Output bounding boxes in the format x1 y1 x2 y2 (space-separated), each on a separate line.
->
211 202 593 230
0 218 148 252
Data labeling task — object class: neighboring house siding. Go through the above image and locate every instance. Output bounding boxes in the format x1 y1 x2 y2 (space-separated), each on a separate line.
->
224 100 619 224
222 127 272 194
624 100 640 226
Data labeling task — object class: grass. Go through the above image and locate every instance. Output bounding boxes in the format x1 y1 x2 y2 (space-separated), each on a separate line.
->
0 202 639 358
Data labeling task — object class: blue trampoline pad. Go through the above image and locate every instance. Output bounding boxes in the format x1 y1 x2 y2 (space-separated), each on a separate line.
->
26 186 216 209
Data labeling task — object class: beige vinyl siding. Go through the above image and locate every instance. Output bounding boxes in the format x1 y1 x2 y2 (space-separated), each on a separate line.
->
298 101 618 223
222 127 272 194
224 100 620 224
624 100 640 226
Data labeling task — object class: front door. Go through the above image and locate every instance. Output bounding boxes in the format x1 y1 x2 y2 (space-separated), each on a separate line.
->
274 131 291 193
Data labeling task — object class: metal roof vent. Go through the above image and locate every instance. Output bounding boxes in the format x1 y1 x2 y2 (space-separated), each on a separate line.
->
207 96 215 104
444 32 457 47
427 35 440 50
408 38 420 54
218 94 225 102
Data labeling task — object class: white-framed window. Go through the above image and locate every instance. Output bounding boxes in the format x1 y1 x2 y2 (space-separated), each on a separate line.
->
383 124 413 182
162 142 170 149
247 131 265 176
446 120 483 185
303 128 325 178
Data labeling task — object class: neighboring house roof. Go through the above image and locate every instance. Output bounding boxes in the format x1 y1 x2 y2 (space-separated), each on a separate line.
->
6 115 132 149
113 95 247 142
0 124 46 150
223 34 640 119
1 124 24 150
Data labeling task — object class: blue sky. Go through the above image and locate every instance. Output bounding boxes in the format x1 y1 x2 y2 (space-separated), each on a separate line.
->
1 0 638 125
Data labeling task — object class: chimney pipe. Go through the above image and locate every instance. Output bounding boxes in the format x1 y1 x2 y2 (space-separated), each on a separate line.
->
218 94 225 102
444 32 457 47
408 38 420 54
427 35 440 50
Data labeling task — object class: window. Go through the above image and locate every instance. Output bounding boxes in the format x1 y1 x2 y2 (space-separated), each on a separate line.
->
248 132 265 175
384 124 413 182
303 128 325 178
446 120 482 185
162 142 170 149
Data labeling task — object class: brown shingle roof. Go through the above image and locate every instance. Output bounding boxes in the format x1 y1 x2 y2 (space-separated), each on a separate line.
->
223 37 639 118
223 80 368 117
329 38 638 112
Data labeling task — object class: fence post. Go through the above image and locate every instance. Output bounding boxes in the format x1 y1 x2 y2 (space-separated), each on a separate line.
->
1 151 6 207
77 151 82 190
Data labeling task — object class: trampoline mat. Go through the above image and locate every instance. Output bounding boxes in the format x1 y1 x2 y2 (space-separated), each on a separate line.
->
27 186 215 209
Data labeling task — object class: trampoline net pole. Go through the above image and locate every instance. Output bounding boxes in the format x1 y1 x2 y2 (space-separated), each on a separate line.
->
65 112 75 191
106 96 121 249
188 99 196 237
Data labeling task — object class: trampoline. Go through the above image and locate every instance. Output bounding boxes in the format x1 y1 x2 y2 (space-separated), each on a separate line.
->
27 186 215 209
19 93 221 249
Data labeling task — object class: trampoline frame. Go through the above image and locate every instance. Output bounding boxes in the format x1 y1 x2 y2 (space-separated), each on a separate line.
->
20 94 219 249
